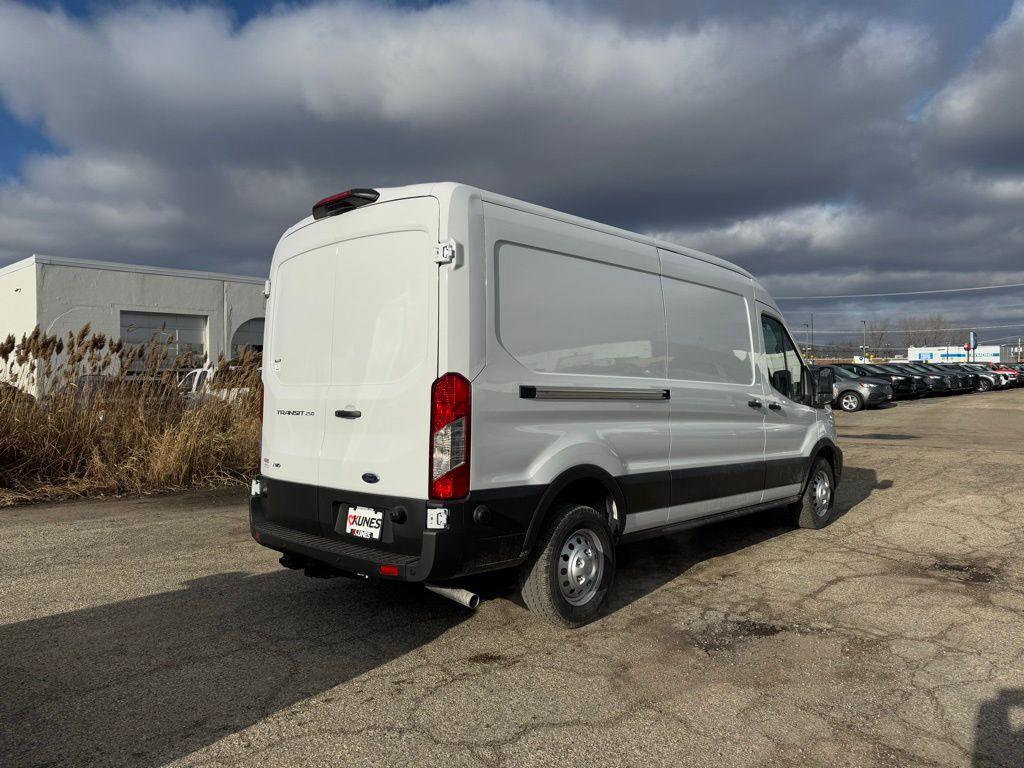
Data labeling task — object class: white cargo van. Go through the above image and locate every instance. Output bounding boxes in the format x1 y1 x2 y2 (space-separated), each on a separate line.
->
250 183 841 626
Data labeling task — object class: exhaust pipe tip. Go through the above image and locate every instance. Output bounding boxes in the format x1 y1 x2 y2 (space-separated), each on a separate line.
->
425 583 480 610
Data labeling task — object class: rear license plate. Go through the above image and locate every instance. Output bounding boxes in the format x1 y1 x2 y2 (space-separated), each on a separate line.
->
345 506 383 540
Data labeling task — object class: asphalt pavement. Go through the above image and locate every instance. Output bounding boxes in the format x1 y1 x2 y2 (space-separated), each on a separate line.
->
2 389 1023 767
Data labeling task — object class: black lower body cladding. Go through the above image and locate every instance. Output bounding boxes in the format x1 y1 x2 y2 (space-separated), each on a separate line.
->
250 444 843 583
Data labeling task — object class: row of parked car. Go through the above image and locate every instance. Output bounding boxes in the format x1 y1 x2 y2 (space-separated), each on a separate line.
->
811 361 1024 412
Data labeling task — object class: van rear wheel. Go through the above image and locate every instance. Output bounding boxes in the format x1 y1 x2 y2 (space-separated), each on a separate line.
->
519 503 615 628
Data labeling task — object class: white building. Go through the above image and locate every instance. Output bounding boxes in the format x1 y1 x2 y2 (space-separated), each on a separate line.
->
0 255 266 365
908 345 1002 363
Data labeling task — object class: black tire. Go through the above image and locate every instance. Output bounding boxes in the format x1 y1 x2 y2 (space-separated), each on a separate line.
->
519 503 615 628
838 390 864 412
977 378 991 392
788 458 838 529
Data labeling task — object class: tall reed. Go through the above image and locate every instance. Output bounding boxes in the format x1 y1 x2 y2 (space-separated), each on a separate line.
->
0 326 261 506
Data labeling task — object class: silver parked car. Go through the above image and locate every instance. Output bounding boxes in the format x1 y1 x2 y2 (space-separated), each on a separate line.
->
813 364 894 412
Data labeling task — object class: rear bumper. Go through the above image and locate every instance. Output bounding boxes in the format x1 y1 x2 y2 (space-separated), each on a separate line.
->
251 514 437 581
249 475 536 582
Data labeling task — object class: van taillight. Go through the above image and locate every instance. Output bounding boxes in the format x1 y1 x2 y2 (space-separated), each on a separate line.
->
429 373 471 500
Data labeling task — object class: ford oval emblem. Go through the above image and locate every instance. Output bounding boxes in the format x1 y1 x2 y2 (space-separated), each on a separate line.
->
361 473 380 484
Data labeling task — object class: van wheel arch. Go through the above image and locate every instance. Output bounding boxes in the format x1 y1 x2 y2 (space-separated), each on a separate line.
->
805 440 840 492
522 466 626 556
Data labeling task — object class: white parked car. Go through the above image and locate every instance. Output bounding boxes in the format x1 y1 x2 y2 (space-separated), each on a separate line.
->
179 365 254 403
178 367 213 397
250 183 841 626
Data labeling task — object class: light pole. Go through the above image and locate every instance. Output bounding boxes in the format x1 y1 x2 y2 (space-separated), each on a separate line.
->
861 320 867 360
810 313 814 360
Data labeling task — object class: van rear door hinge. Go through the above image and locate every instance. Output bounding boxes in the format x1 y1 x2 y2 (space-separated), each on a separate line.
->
434 241 456 265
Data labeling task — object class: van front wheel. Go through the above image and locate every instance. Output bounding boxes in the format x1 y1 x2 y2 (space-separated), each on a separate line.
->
519 503 615 628
789 458 838 529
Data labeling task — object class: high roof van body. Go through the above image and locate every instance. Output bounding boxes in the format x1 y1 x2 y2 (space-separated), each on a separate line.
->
250 183 842 625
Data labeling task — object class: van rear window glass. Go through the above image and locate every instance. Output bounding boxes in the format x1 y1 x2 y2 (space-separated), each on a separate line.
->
272 248 334 385
496 245 666 378
271 230 431 386
663 278 753 385
329 231 431 385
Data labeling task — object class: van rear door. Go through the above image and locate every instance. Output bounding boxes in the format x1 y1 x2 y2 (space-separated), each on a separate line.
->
263 196 440 523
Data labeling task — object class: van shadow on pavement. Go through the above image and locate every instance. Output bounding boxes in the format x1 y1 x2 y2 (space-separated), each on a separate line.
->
0 469 892 768
604 464 890 615
0 570 467 768
974 689 1024 768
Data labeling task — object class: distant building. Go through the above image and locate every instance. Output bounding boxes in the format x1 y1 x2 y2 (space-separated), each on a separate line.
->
908 345 1001 363
0 255 266 368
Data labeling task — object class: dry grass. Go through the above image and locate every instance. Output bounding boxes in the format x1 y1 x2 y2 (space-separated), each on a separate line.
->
0 325 261 506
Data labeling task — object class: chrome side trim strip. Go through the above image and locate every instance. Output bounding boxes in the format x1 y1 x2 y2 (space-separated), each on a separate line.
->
519 385 670 401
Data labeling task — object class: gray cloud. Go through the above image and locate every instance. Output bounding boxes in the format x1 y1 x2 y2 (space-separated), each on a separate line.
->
0 0 1021 342
651 1 1024 336
0 1 935 259
924 1 1024 172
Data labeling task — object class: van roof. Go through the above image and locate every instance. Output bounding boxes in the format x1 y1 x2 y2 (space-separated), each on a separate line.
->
282 182 756 283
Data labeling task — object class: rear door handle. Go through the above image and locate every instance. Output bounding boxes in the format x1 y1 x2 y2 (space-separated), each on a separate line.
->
768 402 783 411
335 409 362 419
747 399 763 409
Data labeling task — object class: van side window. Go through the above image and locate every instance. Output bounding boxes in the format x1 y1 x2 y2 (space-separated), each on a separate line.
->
663 278 754 385
761 315 808 403
496 245 666 378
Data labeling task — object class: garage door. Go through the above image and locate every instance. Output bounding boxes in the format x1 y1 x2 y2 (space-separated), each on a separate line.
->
120 311 207 366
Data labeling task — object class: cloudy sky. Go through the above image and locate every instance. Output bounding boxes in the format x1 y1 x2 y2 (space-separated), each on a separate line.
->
1 0 1023 346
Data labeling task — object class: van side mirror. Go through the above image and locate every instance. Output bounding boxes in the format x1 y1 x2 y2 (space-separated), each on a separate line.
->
814 367 835 407
771 369 792 397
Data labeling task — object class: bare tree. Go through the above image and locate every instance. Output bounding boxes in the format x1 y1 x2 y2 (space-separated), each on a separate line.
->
899 316 924 347
923 313 954 346
899 314 951 347
865 320 890 356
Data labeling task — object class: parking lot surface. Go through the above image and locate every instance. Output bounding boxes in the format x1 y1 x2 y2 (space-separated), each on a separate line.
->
2 390 1023 768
